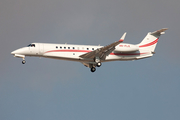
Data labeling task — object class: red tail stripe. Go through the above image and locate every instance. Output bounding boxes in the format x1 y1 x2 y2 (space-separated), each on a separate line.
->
139 38 158 47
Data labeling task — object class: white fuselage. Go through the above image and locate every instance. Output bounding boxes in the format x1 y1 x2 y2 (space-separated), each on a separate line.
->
11 42 153 63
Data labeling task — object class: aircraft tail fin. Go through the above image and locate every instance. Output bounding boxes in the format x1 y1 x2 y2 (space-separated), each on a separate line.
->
138 28 168 52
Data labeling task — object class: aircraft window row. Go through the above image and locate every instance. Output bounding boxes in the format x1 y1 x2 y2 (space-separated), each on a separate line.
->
56 46 95 50
28 44 35 47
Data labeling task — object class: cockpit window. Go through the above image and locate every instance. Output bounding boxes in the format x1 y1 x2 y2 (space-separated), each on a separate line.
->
32 44 35 47
28 44 35 47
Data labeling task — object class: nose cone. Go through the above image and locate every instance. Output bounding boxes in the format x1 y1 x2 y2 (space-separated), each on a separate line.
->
11 47 28 55
11 50 16 55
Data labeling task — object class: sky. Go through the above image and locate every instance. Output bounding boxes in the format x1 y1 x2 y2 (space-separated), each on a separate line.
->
0 0 180 120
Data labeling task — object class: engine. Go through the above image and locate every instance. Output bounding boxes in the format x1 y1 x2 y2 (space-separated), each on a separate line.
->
114 43 139 53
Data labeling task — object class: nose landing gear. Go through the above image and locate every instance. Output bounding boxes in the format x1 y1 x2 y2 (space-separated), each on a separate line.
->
22 60 26 64
22 57 26 64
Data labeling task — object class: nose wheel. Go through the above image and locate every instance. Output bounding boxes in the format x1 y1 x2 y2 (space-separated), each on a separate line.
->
22 57 26 64
22 60 26 64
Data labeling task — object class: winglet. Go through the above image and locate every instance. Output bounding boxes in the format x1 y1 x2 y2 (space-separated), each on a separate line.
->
119 32 126 42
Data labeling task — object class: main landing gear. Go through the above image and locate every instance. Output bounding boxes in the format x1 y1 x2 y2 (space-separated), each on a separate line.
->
90 62 102 72
91 67 96 72
90 57 102 72
96 62 102 67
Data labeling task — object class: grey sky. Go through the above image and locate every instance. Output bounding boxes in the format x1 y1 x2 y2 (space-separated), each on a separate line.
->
0 0 180 120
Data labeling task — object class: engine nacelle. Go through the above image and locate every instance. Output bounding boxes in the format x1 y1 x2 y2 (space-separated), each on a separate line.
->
114 43 139 53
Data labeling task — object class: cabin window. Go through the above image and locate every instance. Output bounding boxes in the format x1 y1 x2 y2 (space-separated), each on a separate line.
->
73 47 75 49
92 48 94 50
56 46 58 49
64 47 66 49
87 48 89 50
60 46 62 49
68 47 70 49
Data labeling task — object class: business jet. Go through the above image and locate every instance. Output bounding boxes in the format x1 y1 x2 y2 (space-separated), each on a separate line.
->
11 28 167 72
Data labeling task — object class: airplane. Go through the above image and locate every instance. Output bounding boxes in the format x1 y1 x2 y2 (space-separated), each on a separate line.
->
11 28 167 72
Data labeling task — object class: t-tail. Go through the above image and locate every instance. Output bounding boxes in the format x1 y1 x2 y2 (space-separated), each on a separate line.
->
138 28 168 54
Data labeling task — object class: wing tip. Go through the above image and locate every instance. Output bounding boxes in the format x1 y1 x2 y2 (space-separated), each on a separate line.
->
119 32 126 42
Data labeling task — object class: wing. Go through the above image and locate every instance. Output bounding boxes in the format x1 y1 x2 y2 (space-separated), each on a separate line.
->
79 33 126 61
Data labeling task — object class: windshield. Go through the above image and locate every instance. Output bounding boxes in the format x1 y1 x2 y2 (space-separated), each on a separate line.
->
27 44 35 47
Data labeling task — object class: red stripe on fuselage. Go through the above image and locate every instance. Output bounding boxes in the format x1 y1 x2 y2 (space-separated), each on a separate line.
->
139 38 158 48
45 49 91 53
45 49 149 56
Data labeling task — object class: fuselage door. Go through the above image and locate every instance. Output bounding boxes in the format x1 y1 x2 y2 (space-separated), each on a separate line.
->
39 43 44 55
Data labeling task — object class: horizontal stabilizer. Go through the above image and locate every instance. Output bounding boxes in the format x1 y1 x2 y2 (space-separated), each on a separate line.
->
151 28 168 36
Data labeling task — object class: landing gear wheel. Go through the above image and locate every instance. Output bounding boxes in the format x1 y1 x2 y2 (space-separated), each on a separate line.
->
22 60 26 64
97 62 102 67
90 67 96 72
